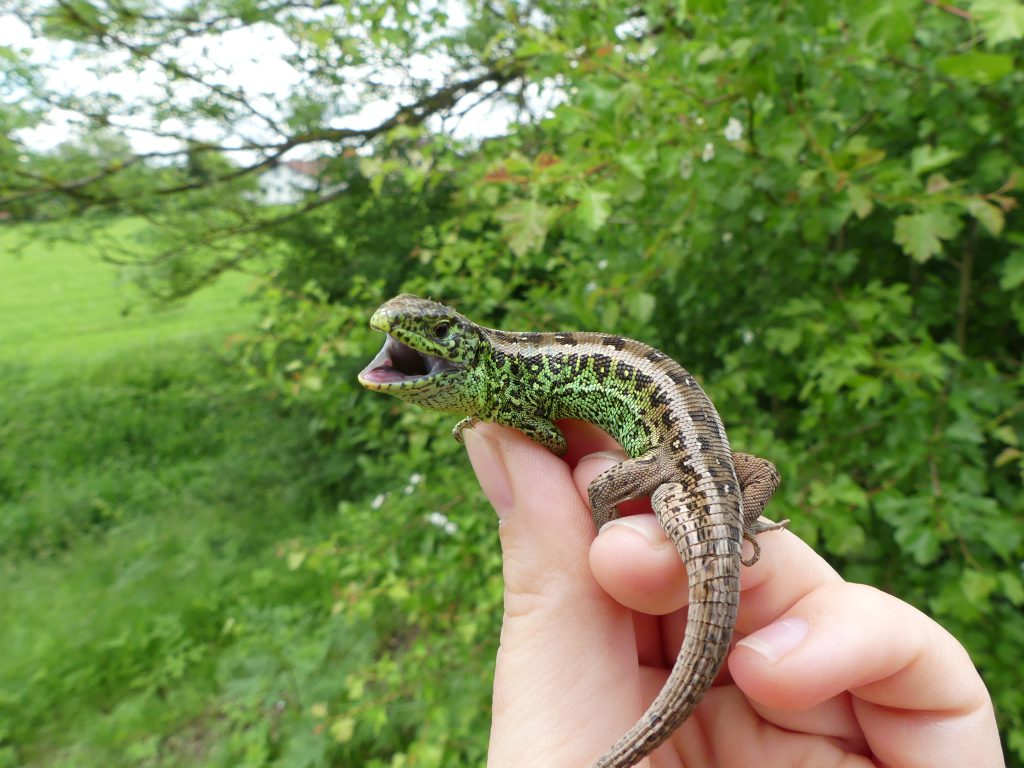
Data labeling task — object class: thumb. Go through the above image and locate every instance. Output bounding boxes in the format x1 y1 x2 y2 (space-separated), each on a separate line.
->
463 423 644 767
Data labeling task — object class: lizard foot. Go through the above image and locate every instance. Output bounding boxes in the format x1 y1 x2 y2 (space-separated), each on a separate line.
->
452 417 478 444
741 517 790 567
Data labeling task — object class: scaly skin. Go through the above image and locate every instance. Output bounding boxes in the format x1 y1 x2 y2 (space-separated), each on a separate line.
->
358 294 787 767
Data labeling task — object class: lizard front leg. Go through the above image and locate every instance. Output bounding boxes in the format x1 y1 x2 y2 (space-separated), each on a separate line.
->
732 451 788 566
453 414 568 455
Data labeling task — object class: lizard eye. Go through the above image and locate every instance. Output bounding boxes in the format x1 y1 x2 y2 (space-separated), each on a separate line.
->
433 321 452 340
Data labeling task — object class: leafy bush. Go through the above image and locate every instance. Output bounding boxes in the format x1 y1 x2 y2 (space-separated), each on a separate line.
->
4 0 1022 764
244 1 1024 762
0 344 506 768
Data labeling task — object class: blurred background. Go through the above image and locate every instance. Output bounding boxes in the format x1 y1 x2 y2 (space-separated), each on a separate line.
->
1 0 1022 765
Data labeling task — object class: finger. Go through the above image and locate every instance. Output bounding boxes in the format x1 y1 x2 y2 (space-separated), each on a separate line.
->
732 529 843 634
579 449 834 623
731 582 1002 767
589 513 689 616
464 423 649 767
558 419 623 465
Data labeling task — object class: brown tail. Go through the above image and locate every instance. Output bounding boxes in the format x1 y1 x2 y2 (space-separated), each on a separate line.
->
590 481 742 768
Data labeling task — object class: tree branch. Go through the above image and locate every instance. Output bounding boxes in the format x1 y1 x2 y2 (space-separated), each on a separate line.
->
921 0 973 20
0 61 522 208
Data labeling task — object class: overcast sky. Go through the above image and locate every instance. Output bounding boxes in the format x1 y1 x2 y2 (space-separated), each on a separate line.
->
0 7 520 154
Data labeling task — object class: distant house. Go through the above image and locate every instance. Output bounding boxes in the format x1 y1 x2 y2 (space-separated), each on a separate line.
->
259 159 325 205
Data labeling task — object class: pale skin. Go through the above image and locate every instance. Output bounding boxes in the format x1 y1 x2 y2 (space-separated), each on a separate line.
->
462 420 1005 768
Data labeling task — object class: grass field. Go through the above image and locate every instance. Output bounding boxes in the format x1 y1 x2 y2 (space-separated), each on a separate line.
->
0 219 500 767
0 218 257 371
0 220 343 767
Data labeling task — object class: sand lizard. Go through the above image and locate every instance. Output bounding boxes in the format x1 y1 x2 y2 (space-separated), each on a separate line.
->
358 294 787 767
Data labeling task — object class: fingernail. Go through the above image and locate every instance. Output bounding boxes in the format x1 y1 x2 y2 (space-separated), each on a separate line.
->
578 450 628 468
463 428 514 519
737 617 810 663
599 515 668 546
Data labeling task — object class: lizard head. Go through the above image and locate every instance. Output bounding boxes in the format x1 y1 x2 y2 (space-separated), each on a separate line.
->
357 294 484 409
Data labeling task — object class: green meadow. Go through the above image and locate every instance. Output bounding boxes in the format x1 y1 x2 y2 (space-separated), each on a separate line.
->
1 218 500 768
1 218 255 370
0 220 346 766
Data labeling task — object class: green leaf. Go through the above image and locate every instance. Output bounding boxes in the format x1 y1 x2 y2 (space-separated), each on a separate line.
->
995 446 1022 467
617 151 648 180
853 0 916 50
308 26 333 50
962 569 999 604
1000 250 1024 289
992 424 1019 446
627 292 656 323
936 52 1014 84
494 200 554 257
1000 572 1024 606
330 716 356 743
576 188 612 232
847 184 874 219
965 198 1005 236
910 145 961 176
893 210 961 262
968 0 1024 46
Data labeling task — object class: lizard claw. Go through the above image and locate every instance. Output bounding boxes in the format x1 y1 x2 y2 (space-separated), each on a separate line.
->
741 517 790 566
452 416 478 444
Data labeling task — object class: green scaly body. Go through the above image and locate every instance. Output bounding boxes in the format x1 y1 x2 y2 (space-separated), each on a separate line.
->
359 294 786 768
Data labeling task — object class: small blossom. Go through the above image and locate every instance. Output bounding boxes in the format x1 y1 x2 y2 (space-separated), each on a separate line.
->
597 259 608 270
721 231 733 244
403 484 415 495
741 329 755 345
724 116 743 142
679 155 694 180
427 511 458 535
408 472 423 485
701 142 715 162
585 281 598 293
371 493 386 510
695 116 705 126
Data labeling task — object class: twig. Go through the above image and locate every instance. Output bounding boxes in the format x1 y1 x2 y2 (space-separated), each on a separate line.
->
922 0 973 20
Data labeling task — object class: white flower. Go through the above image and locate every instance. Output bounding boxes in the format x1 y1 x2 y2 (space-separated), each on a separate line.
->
597 259 608 270
679 155 694 180
403 484 415 495
724 117 743 142
371 493 386 510
695 116 705 126
701 142 715 162
408 473 423 485
427 511 458 535
721 231 733 244
741 329 755 345
585 281 598 293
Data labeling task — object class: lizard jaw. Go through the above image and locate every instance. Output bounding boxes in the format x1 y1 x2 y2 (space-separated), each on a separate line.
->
358 334 462 390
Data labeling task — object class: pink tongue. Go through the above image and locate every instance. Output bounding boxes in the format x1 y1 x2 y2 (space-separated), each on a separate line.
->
362 364 409 384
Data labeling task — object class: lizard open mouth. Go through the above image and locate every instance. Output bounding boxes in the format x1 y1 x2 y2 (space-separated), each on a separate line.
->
358 335 461 389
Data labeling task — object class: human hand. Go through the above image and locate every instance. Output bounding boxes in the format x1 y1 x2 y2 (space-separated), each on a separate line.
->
462 421 1004 767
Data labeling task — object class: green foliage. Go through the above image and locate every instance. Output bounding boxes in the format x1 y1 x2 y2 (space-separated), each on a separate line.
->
4 0 1024 764
0 341 501 768
0 222 501 766
270 154 454 301
236 2 1024 762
